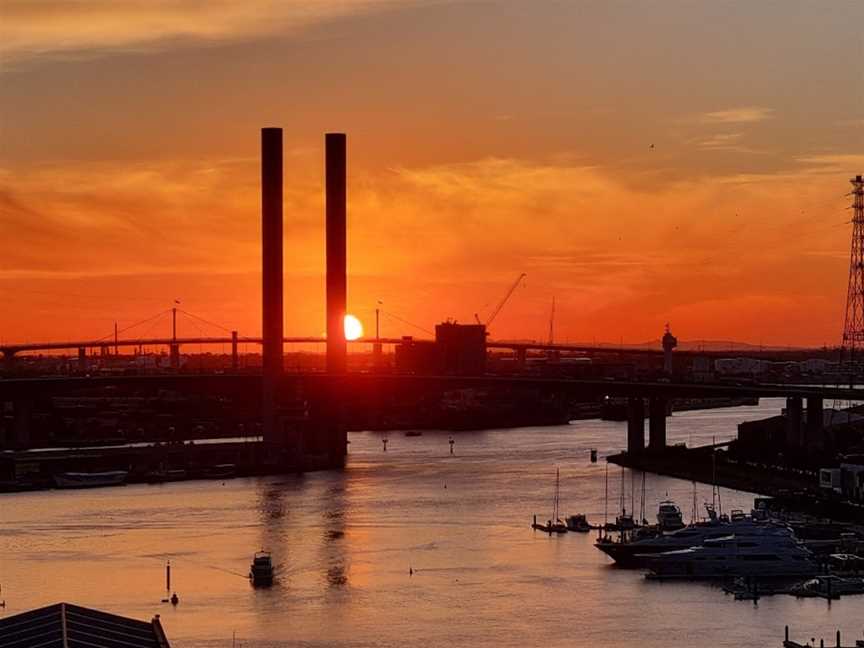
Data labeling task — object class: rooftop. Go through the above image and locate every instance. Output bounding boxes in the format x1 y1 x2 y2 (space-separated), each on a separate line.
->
0 602 170 648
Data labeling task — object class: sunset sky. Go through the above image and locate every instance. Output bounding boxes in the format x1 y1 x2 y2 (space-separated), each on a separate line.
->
2 1 863 347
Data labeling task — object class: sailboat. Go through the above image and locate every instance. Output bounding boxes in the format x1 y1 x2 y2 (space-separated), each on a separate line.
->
532 468 569 534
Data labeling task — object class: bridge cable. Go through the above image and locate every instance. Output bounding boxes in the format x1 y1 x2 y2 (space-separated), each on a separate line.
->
93 309 173 342
381 310 434 336
176 309 233 334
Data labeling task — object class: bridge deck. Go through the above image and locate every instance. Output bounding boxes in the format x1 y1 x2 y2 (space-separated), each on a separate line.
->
0 373 859 401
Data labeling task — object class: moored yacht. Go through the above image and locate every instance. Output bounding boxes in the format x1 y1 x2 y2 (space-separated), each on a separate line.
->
656 500 685 532
595 517 788 567
53 470 128 489
531 467 568 534
642 531 817 580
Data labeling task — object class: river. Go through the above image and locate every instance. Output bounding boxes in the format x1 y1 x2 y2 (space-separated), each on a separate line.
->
1 398 861 647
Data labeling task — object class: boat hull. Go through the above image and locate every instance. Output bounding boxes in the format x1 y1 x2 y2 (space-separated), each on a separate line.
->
53 471 128 489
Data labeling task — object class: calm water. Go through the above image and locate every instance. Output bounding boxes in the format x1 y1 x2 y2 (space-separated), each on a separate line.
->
2 398 862 647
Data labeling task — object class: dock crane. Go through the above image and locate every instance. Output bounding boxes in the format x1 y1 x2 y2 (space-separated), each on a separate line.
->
474 273 527 327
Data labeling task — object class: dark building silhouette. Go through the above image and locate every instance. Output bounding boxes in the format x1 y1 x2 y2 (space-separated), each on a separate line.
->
436 322 487 375
395 323 487 375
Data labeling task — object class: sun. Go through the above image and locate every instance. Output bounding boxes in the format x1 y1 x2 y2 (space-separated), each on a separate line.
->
344 314 364 341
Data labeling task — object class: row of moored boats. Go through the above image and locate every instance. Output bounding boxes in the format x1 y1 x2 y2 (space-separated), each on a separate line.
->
533 473 863 585
50 464 238 489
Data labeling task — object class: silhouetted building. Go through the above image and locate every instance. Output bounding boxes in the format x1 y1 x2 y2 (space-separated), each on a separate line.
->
394 337 440 374
394 323 488 375
436 322 487 375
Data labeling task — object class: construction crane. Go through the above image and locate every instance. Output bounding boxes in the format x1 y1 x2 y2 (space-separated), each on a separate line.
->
474 273 527 327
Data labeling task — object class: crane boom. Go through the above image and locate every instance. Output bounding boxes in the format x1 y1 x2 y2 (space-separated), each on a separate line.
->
484 273 527 326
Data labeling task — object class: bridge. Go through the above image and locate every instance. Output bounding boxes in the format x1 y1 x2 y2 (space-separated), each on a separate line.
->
1 129 852 478
0 372 855 457
0 334 823 365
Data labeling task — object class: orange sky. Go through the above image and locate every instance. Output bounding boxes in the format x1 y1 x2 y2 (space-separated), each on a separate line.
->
1 1 863 347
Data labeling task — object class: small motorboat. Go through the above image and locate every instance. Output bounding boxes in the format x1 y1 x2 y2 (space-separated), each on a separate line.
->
404 430 423 437
53 470 128 489
790 575 864 599
565 514 592 533
250 551 274 587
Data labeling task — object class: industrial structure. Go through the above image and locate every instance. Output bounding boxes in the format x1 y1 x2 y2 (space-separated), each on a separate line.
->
842 174 864 356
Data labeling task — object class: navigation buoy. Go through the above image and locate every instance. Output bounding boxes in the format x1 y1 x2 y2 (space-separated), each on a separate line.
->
170 592 179 606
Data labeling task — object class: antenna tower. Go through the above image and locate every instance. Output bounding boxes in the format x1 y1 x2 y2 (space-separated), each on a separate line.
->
842 174 864 365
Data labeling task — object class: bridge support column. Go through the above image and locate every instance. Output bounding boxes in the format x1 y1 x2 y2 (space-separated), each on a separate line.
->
231 331 239 371
648 397 667 452
306 380 348 467
785 396 803 447
805 397 823 449
326 133 348 375
169 344 180 370
516 348 527 369
627 397 645 455
2 350 16 374
12 399 34 449
372 342 383 371
78 347 86 371
261 127 284 445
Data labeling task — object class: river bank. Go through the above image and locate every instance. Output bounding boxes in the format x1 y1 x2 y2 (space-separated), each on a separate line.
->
608 445 864 523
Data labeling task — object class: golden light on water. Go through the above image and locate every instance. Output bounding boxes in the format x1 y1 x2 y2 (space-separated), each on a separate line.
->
344 314 364 341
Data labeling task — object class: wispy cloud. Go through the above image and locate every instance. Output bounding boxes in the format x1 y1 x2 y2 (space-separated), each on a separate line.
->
700 107 775 124
795 153 864 167
0 0 432 64
692 132 765 154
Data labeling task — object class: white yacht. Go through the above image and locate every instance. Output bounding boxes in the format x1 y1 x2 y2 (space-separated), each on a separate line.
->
643 531 818 580
596 518 788 567
656 500 685 532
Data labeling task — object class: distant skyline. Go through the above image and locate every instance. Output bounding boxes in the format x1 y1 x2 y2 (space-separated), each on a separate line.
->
2 1 863 346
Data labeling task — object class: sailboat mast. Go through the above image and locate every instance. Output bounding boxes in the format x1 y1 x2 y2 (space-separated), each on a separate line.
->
711 436 717 511
604 462 609 530
640 471 646 525
620 467 625 515
554 467 560 522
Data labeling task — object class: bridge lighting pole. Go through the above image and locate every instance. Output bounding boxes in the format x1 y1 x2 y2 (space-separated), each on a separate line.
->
373 302 383 370
169 306 180 370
